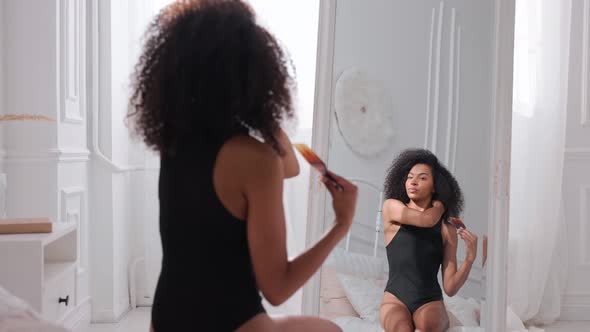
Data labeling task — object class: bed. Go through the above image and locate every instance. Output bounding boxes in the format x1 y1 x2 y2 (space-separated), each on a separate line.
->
319 179 484 332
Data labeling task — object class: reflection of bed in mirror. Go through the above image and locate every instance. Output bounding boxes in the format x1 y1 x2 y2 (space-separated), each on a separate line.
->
319 179 484 331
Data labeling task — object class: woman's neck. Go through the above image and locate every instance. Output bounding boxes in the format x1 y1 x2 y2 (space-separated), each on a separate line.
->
407 198 432 211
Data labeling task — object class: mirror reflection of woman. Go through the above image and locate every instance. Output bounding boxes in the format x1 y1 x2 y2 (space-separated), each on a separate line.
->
130 1 358 331
380 149 478 332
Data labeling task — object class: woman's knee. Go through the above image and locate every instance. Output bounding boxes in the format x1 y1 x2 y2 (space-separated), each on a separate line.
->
390 321 413 332
382 318 413 332
414 317 448 332
381 306 413 332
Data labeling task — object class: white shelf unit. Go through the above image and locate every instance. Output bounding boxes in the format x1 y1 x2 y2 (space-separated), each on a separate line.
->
0 222 78 323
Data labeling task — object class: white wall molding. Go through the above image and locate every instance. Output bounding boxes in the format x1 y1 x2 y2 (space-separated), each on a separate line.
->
1 149 90 162
446 13 462 172
424 2 445 153
561 292 590 320
60 187 86 272
90 306 131 324
59 0 84 124
579 186 590 266
423 2 462 170
62 297 91 329
581 0 590 127
424 7 436 150
565 147 590 159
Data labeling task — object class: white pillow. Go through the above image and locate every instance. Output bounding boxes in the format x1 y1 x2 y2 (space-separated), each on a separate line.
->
336 273 383 323
447 327 484 332
326 247 388 279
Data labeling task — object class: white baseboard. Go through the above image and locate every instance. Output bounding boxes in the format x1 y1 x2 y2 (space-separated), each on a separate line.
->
61 297 91 329
91 306 131 324
560 304 590 321
560 293 590 321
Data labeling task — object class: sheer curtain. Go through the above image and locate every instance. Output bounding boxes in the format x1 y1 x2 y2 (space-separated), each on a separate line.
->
508 0 572 325
245 0 320 316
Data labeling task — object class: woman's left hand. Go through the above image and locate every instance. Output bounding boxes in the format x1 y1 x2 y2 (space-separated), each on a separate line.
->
458 226 478 264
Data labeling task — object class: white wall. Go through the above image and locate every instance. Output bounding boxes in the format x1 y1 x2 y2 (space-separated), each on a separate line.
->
3 0 57 154
0 0 159 324
90 0 165 321
0 0 5 158
323 0 495 300
561 0 590 320
1 0 90 327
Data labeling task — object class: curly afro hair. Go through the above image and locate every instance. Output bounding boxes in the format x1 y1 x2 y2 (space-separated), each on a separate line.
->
129 0 295 155
383 149 464 222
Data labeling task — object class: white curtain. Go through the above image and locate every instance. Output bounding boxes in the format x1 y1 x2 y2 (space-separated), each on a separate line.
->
508 0 572 325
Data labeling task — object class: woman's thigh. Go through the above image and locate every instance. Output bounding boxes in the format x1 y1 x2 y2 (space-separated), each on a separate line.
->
412 300 449 332
236 313 342 332
380 292 414 332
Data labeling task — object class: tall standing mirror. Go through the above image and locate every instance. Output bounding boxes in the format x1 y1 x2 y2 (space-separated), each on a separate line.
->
303 1 516 331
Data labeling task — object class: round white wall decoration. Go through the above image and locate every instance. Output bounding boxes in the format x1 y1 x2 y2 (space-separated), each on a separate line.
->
334 68 394 158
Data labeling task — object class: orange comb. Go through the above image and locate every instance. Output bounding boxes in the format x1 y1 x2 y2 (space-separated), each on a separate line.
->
449 217 466 229
293 143 343 191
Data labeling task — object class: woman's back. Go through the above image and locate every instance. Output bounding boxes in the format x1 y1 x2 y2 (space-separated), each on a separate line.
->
152 138 264 331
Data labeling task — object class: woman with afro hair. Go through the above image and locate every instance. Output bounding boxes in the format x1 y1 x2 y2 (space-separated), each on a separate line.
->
129 1 358 331
379 149 478 332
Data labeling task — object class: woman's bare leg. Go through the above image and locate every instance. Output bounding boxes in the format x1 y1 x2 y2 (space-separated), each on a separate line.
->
236 313 341 332
412 300 449 332
380 292 414 332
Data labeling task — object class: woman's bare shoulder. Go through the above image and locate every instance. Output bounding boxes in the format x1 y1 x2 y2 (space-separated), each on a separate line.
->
219 135 282 177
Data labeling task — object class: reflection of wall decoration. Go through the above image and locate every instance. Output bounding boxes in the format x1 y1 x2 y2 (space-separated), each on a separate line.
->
334 68 394 158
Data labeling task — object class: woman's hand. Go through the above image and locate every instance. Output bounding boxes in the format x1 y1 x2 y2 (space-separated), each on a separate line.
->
275 128 299 178
322 170 357 232
458 226 478 264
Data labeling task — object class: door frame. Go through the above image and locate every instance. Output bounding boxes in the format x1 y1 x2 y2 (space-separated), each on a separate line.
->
302 1 515 330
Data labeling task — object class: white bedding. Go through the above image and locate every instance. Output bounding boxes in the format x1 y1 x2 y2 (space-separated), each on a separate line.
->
0 285 69 332
333 316 486 332
325 248 539 332
326 248 485 331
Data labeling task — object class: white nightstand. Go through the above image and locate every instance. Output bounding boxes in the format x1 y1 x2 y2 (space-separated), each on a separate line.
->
0 222 78 323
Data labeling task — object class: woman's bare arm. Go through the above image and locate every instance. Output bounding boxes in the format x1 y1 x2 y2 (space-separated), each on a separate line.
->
244 143 356 305
441 223 476 296
382 199 445 228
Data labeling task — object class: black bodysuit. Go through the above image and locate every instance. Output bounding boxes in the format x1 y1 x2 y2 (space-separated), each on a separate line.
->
151 138 265 331
385 220 444 314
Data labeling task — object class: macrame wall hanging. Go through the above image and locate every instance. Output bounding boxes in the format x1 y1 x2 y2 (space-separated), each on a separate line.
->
334 68 394 158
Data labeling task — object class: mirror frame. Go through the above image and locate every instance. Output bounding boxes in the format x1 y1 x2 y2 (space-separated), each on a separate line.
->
302 1 515 331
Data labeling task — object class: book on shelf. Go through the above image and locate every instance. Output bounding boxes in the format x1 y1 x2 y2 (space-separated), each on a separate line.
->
0 218 52 234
